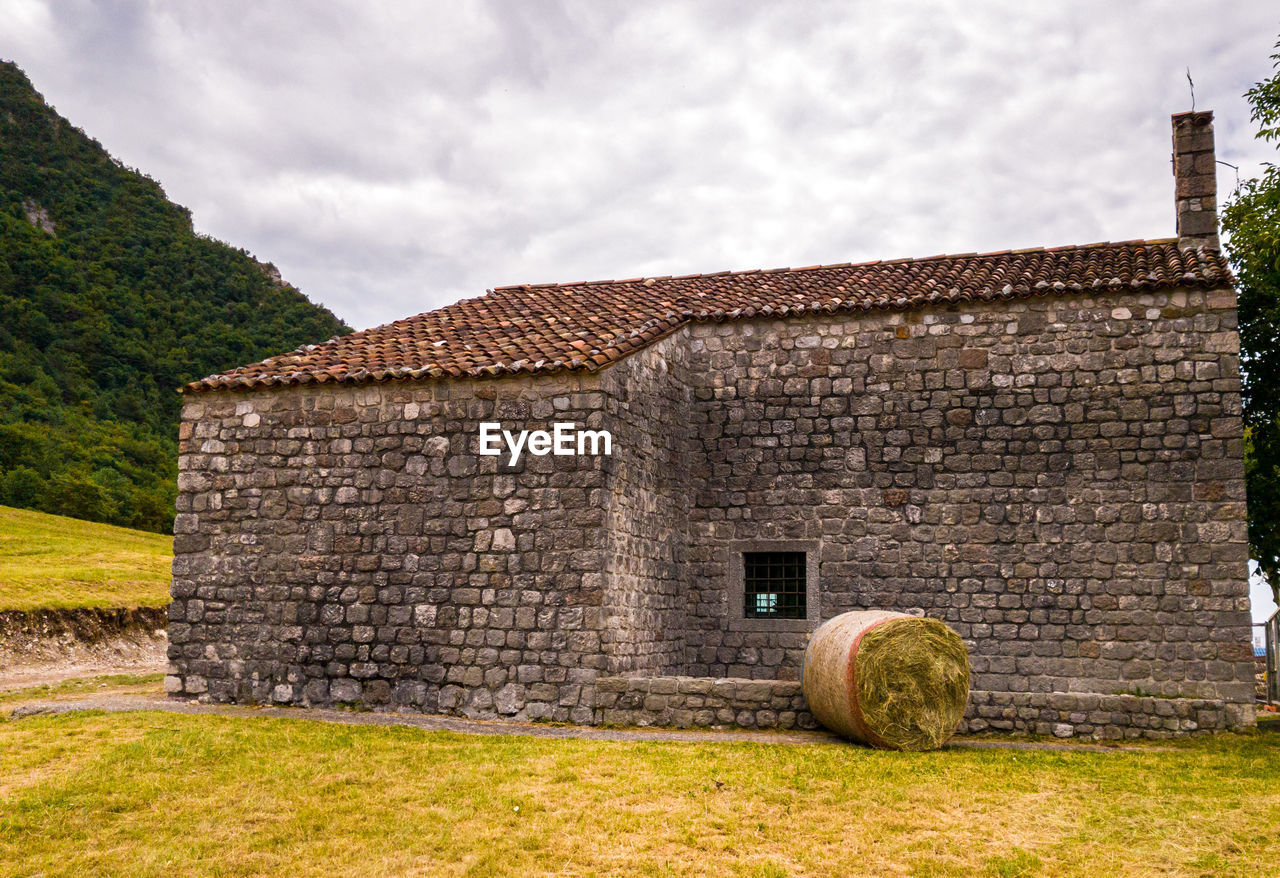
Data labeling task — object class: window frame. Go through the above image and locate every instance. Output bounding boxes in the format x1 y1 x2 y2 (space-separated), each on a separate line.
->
726 540 821 632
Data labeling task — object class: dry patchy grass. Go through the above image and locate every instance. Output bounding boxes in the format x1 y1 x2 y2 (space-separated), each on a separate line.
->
0 711 1275 877
0 505 171 611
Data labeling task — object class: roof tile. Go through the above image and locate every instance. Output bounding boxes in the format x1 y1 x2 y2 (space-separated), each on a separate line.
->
185 240 1232 392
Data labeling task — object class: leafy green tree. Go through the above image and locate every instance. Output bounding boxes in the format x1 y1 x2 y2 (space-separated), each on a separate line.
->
1223 38 1280 606
0 60 351 533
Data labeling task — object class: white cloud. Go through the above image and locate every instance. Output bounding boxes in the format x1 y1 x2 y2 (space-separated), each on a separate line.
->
1 0 1277 334
2 0 55 52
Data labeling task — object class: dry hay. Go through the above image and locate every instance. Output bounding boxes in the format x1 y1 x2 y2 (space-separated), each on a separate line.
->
803 611 970 751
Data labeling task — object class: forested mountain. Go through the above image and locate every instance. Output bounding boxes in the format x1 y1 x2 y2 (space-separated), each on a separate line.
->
0 61 351 532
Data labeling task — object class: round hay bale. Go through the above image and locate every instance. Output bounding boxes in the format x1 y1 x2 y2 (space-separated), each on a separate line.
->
801 610 969 751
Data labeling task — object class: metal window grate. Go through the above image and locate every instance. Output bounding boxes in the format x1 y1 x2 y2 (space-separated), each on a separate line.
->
743 551 806 619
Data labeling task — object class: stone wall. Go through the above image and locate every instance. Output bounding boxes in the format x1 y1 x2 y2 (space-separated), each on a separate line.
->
593 675 815 730
168 334 698 721
593 678 1242 741
598 339 693 674
680 286 1255 711
169 371 617 721
961 689 1247 739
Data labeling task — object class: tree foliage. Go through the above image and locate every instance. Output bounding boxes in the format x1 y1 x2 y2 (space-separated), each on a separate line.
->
0 61 350 533
1223 38 1280 606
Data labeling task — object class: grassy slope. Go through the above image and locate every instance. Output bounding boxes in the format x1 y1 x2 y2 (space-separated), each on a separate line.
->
0 712 1276 877
0 504 171 611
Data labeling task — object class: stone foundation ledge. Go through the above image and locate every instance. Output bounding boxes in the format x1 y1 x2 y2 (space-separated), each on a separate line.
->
591 677 1256 740
166 672 1256 741
960 690 1256 740
592 675 817 730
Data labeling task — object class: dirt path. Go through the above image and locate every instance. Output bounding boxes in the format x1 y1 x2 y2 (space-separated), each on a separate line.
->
5 693 1144 752
0 651 165 691
0 637 166 691
0 607 168 691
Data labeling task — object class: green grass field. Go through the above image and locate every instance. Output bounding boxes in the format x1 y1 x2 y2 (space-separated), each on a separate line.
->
0 505 171 611
0 711 1276 877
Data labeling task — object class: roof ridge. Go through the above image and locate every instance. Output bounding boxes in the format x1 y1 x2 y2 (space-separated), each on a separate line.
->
488 238 1179 291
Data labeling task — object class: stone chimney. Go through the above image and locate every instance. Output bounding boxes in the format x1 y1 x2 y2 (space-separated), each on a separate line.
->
1172 110 1218 250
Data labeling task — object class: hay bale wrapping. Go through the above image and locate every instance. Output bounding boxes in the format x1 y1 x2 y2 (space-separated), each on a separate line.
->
801 610 970 750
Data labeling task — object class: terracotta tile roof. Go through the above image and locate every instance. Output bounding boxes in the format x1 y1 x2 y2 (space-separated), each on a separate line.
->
185 239 1232 392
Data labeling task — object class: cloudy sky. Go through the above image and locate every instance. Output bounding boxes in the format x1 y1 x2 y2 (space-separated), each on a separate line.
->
5 2 1278 329
3 2 1278 618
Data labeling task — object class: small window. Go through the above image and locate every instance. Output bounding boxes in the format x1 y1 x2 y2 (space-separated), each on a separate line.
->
743 551 806 619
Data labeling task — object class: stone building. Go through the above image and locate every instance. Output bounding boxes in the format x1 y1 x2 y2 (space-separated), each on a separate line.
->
168 111 1255 738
